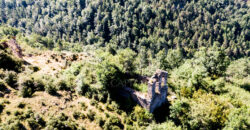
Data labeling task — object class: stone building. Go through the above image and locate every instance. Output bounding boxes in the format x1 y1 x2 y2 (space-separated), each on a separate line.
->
124 69 168 113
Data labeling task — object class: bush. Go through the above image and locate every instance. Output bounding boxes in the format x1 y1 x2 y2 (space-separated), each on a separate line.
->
45 82 57 95
170 98 191 127
1 120 26 130
46 113 77 130
33 78 45 91
223 106 250 130
27 118 40 130
17 102 26 109
226 58 249 79
80 102 88 111
202 77 227 94
172 91 231 129
97 61 124 90
157 49 184 70
134 106 153 126
106 101 119 112
18 76 35 97
0 103 5 114
4 70 18 88
56 79 70 91
6 110 11 115
0 80 7 92
87 110 96 121
76 75 89 95
22 109 34 119
114 48 137 74
73 111 81 120
90 99 98 106
0 50 22 72
104 116 124 130
200 47 230 78
170 59 207 96
96 116 105 128
147 120 181 130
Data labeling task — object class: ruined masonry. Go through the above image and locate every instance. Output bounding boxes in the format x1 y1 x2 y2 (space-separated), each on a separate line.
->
124 69 168 113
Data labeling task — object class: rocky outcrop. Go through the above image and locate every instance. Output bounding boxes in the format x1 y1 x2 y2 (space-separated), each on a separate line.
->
2 38 23 58
124 69 168 113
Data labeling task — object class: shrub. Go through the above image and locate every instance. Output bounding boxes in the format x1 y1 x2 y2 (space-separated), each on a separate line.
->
114 48 137 74
200 47 230 78
97 61 124 90
96 116 105 127
33 114 46 127
34 79 45 91
169 98 191 127
80 102 88 111
14 110 23 116
87 110 96 121
79 113 86 120
17 102 26 109
147 120 181 130
106 101 119 112
27 118 40 130
22 109 34 119
223 106 250 130
6 110 11 115
157 49 184 70
4 71 18 88
55 79 70 91
226 58 249 79
73 111 81 120
0 50 22 72
189 91 230 129
130 106 153 127
0 80 7 92
0 103 5 114
0 69 5 79
202 77 227 94
78 62 97 85
104 116 124 130
18 76 35 97
45 82 57 95
170 59 207 96
76 75 89 95
1 121 26 130
46 113 77 129
90 99 98 106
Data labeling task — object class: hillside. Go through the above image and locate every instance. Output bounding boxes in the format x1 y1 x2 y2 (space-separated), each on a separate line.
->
0 0 250 130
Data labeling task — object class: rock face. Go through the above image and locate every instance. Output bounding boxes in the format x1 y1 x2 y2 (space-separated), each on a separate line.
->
124 69 168 113
6 39 23 58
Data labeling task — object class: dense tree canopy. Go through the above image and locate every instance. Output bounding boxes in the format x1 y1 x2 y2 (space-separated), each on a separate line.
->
0 0 249 130
0 0 249 58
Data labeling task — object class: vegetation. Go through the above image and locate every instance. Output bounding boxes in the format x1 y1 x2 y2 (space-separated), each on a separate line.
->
0 0 249 129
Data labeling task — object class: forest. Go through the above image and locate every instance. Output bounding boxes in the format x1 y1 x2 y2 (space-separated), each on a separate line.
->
0 0 249 130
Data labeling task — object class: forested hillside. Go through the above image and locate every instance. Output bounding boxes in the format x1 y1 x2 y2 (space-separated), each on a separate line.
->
0 0 249 57
0 0 250 130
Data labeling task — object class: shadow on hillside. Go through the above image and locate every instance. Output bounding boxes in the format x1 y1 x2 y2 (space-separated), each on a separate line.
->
152 100 171 123
240 83 250 92
109 89 137 113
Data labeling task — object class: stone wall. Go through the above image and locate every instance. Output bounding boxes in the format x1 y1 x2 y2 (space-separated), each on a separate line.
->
124 69 168 113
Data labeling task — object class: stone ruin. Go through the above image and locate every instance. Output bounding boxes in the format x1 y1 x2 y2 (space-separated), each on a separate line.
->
124 69 168 113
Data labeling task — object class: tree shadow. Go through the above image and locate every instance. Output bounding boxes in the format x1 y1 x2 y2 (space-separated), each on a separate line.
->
240 83 250 92
109 89 137 113
152 100 171 123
